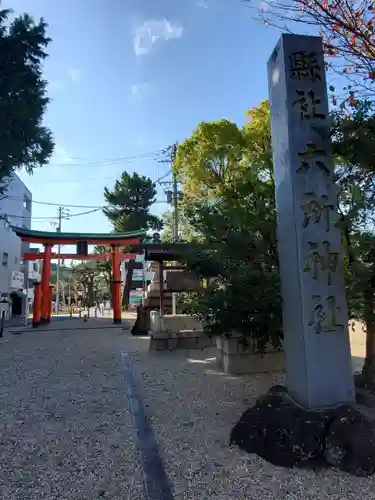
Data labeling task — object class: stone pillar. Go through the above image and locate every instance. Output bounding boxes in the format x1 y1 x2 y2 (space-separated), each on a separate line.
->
147 261 161 293
267 34 355 408
158 261 164 316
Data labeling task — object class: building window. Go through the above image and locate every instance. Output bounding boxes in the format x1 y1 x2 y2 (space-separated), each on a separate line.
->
23 195 31 212
33 262 38 272
14 256 18 265
2 252 8 267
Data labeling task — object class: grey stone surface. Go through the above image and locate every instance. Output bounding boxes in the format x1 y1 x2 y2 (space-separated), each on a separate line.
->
268 34 354 408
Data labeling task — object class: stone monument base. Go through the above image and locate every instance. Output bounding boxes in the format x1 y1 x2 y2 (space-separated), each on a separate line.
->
149 330 214 351
148 311 213 350
215 334 285 374
230 385 375 477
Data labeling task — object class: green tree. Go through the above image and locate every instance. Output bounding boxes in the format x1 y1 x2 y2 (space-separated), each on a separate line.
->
174 119 246 200
161 205 198 242
330 100 375 389
103 171 162 232
103 171 163 308
183 168 281 349
72 261 102 307
0 9 54 192
93 245 112 287
175 105 282 349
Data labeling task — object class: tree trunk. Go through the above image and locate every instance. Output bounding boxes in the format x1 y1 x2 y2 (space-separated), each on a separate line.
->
122 261 136 309
87 281 95 308
362 288 375 391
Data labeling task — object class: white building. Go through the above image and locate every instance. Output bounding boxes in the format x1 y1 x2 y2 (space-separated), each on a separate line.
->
0 174 32 298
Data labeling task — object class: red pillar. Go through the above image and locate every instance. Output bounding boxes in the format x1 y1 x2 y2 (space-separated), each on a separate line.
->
32 282 42 328
40 243 53 323
111 245 122 324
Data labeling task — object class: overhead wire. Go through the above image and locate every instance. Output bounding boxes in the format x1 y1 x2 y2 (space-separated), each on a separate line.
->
0 149 173 215
42 149 164 168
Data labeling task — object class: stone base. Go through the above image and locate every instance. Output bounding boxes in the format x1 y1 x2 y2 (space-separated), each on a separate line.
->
215 336 285 374
150 313 203 334
149 330 214 351
230 385 375 476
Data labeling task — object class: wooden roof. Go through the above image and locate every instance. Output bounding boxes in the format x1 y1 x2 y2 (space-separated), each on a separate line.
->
129 243 210 262
12 227 147 245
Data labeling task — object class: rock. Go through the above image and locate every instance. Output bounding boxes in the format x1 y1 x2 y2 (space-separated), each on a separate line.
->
325 405 375 476
230 386 329 468
230 385 375 476
355 388 375 408
131 306 150 336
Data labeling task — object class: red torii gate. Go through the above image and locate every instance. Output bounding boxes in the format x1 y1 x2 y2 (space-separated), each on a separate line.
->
12 227 146 326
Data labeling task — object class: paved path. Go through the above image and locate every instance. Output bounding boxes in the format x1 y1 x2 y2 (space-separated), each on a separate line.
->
0 320 145 500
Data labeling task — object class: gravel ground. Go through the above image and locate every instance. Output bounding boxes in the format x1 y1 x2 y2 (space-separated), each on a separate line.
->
1 319 374 500
0 325 143 500
125 334 375 500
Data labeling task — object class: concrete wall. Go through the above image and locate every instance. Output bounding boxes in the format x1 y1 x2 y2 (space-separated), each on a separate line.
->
0 175 32 296
150 313 203 335
27 257 42 300
215 336 285 374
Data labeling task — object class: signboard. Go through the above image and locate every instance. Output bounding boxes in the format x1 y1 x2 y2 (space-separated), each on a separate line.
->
10 270 24 289
129 290 143 304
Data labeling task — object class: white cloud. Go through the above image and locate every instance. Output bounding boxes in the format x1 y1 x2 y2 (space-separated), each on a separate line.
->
133 19 183 56
196 0 208 8
68 68 82 82
130 83 152 101
258 1 270 12
53 145 73 164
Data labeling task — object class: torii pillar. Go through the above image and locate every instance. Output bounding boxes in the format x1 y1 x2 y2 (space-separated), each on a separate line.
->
111 245 122 324
40 243 52 324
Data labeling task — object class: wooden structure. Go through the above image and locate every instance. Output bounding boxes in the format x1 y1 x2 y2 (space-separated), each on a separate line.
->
12 227 146 326
129 243 204 315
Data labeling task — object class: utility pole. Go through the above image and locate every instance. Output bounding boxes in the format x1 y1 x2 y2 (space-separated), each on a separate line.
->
159 143 181 242
55 206 70 315
171 143 178 242
55 206 62 315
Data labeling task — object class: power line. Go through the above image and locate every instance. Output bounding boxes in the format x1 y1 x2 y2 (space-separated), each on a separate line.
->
43 150 164 168
4 197 169 209
3 208 101 221
1 162 173 209
154 169 172 184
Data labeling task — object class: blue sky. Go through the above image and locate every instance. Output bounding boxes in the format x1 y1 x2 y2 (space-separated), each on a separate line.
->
4 0 281 238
